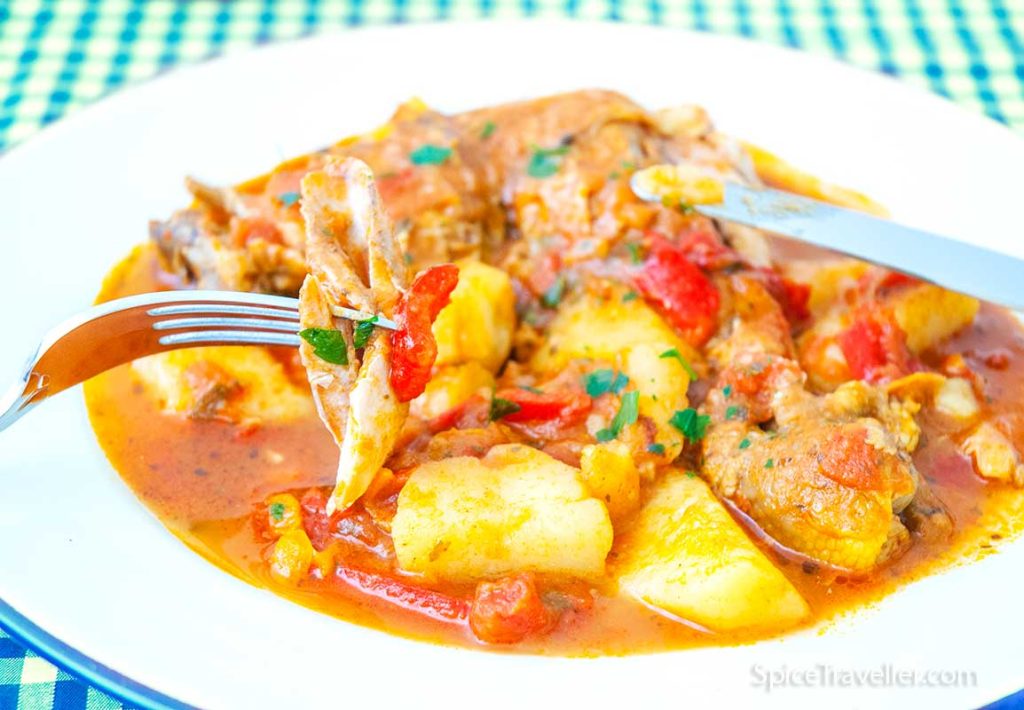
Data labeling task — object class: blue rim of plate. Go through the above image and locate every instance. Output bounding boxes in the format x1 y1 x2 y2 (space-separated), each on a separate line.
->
0 597 193 709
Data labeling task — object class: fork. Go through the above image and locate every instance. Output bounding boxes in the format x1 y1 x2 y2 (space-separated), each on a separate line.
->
0 290 397 433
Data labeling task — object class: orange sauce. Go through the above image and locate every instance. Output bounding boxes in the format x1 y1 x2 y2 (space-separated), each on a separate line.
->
85 244 1024 655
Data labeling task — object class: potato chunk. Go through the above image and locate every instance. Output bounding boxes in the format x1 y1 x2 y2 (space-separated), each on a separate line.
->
132 346 312 423
615 471 810 632
888 284 978 354
532 292 697 455
392 444 613 581
579 441 640 521
410 362 495 421
432 259 516 372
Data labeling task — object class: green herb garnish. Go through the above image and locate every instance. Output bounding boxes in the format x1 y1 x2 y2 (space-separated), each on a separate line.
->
647 443 666 455
480 120 496 139
622 291 638 302
659 348 698 381
277 191 300 207
596 391 640 442
520 385 543 394
353 315 378 349
584 369 629 397
410 144 452 165
670 407 711 443
625 242 643 264
677 200 696 215
764 459 775 469
723 384 733 398
269 502 286 521
739 438 751 450
685 471 697 479
527 144 570 178
489 397 522 421
542 276 566 308
299 328 349 365
725 405 742 421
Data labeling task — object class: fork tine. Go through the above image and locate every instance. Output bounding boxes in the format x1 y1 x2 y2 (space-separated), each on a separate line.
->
147 303 299 319
158 331 303 347
152 316 301 333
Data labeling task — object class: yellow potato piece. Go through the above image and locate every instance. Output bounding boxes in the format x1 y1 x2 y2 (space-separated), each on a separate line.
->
269 529 315 585
410 362 495 421
615 471 810 633
432 259 516 373
631 164 725 205
888 284 979 354
533 292 696 455
131 346 312 422
391 444 613 581
579 441 640 521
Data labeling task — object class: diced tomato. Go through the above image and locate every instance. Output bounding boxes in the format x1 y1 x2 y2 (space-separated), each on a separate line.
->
493 388 592 424
817 428 885 491
877 270 922 292
389 264 460 402
675 228 740 271
334 564 470 623
470 573 553 644
752 267 811 323
838 305 915 384
635 235 720 346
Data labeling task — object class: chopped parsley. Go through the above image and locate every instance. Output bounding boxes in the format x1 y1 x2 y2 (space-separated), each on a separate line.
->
625 242 643 264
519 385 543 394
409 144 452 165
659 348 698 381
670 407 711 443
764 459 775 469
621 160 637 171
723 384 733 398
584 369 629 397
685 471 698 479
277 191 300 207
738 438 751 450
542 276 566 308
527 144 570 178
269 502 286 521
480 120 496 139
622 291 638 302
299 328 348 365
677 200 696 215
489 397 522 421
596 391 639 442
353 315 378 349
725 405 743 421
647 443 666 455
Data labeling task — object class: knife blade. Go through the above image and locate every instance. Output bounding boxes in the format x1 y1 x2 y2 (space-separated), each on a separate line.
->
690 182 1024 311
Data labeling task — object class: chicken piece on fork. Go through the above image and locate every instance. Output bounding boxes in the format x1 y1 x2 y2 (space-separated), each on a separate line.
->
298 157 456 513
700 275 939 573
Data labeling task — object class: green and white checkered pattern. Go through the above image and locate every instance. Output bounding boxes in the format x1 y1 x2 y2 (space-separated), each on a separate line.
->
1 1 1022 707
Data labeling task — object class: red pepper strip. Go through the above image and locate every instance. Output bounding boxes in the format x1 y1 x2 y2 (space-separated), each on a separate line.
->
634 235 720 346
335 564 470 623
493 388 592 424
837 305 915 384
389 264 460 402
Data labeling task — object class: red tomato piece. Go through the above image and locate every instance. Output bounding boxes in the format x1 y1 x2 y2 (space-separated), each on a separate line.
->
838 305 915 384
335 564 470 623
389 264 460 402
493 388 592 424
635 235 720 346
751 267 811 323
817 427 885 491
470 573 553 644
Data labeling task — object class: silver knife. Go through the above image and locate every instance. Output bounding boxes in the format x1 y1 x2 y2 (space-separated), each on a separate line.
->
639 180 1024 311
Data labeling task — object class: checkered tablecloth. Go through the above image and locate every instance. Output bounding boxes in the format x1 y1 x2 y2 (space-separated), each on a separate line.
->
1 1 1022 707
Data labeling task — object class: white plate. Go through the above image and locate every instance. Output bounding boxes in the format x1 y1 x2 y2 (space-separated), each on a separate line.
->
1 20 1022 710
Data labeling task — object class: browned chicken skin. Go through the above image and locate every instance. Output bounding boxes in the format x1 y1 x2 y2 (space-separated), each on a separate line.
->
701 276 921 572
